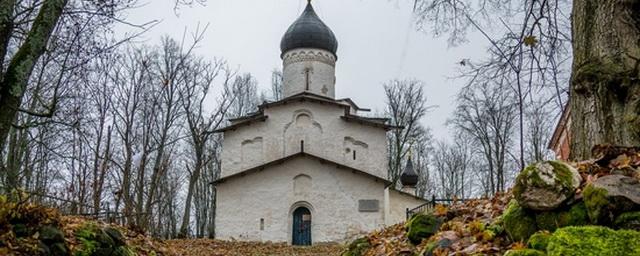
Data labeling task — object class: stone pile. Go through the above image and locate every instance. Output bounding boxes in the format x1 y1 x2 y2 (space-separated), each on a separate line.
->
341 145 640 256
503 145 640 255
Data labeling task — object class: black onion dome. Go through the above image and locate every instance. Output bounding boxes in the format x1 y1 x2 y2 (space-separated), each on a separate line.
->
400 157 418 187
280 1 338 56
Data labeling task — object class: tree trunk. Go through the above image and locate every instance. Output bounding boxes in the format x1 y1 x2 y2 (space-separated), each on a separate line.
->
178 153 203 238
0 0 67 153
570 0 640 159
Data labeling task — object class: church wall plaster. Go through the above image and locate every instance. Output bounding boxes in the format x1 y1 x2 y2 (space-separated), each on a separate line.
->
215 157 386 243
219 101 388 179
282 48 336 98
387 189 427 225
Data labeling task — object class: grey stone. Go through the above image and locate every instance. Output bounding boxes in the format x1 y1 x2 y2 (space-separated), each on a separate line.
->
592 175 640 205
39 225 65 244
514 161 582 210
104 227 126 246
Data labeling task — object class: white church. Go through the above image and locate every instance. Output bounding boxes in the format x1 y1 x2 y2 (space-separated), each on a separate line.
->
213 1 427 245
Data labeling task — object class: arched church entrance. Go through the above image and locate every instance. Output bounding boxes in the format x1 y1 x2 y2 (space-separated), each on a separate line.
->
292 207 312 245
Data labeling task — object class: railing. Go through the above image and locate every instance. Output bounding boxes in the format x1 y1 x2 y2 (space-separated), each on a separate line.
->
405 195 475 220
1 187 143 225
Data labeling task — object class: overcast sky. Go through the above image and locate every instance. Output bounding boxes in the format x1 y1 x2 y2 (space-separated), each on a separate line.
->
120 0 492 140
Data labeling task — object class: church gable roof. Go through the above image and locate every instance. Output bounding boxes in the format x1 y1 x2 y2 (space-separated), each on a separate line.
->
213 92 399 133
212 151 391 185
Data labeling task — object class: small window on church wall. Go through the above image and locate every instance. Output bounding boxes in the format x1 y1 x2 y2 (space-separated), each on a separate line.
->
300 140 304 152
353 150 356 160
260 218 264 231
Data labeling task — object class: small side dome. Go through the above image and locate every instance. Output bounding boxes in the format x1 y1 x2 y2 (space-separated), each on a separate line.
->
400 157 418 187
280 1 338 57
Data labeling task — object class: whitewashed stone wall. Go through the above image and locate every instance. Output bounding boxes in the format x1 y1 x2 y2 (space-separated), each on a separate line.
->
220 101 388 179
215 157 387 243
282 48 336 98
387 189 427 225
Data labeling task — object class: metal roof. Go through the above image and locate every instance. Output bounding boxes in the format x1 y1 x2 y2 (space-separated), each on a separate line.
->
400 157 418 187
280 1 338 56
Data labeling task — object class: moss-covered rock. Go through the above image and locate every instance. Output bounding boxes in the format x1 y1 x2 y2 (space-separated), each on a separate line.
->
487 216 505 236
406 213 441 244
40 225 66 244
49 242 70 256
535 202 590 231
614 211 640 230
527 231 551 251
584 175 640 224
504 249 546 256
583 184 610 223
104 227 126 246
12 223 29 237
546 226 640 256
513 161 581 211
503 200 538 242
342 237 370 256
74 222 133 256
112 246 135 256
421 238 454 256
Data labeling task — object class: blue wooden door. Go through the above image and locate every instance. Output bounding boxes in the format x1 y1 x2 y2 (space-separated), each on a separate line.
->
292 207 311 245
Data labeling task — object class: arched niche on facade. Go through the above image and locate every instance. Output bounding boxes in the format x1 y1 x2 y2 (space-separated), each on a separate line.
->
293 174 312 196
241 136 263 168
282 110 322 156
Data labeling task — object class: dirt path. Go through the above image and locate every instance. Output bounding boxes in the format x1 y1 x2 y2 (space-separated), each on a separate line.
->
163 239 343 256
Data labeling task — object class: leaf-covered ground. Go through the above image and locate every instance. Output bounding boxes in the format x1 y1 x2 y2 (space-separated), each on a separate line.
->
0 203 343 256
346 145 640 256
2 145 638 255
165 239 342 256
351 193 515 256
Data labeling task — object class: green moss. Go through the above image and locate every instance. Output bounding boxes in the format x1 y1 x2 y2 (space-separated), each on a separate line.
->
113 246 136 256
481 229 496 241
504 249 546 256
614 212 640 230
547 226 640 256
342 237 370 256
527 231 551 251
536 202 590 231
583 184 609 223
513 164 537 198
514 161 576 202
547 161 574 189
75 223 100 256
487 223 505 236
502 200 538 242
74 222 128 256
406 213 441 245
419 241 439 256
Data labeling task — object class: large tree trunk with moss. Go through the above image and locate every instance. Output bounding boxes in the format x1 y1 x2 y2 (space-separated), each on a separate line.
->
0 0 67 190
0 0 67 164
569 0 640 160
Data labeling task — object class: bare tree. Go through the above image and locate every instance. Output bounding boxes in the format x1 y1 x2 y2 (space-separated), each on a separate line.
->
177 56 232 238
450 82 516 195
412 126 434 198
384 79 433 186
431 137 473 199
525 98 555 163
412 0 573 168
271 68 284 101
228 73 259 118
0 1 152 189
